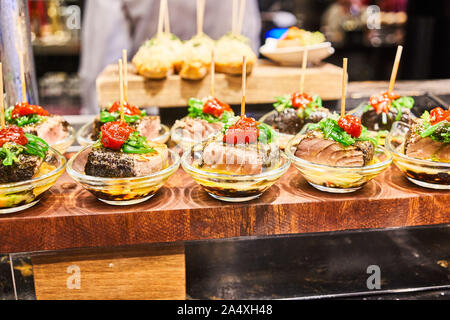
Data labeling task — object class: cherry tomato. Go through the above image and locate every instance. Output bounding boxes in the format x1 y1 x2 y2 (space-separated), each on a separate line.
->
11 102 50 119
429 107 450 125
223 116 259 144
338 115 362 138
108 101 142 116
369 91 401 114
202 97 232 118
0 126 28 147
291 92 313 109
100 121 135 150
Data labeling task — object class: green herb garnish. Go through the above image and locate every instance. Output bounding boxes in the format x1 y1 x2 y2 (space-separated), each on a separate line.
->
100 109 146 124
5 107 45 127
0 133 49 166
273 94 323 117
187 98 234 123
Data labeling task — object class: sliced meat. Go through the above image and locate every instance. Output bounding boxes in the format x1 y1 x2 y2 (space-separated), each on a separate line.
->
263 108 303 135
85 143 168 178
0 153 42 183
405 121 448 161
361 107 412 131
199 141 279 175
92 116 161 141
294 131 374 167
172 118 223 141
23 115 69 145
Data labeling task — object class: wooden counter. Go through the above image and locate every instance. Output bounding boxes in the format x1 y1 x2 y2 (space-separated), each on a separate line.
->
0 165 448 254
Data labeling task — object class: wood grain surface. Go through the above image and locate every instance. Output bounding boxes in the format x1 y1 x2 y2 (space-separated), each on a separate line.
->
0 165 448 254
32 244 185 300
96 60 343 107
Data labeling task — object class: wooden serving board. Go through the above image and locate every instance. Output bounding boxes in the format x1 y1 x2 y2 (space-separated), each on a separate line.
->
96 60 343 108
0 165 448 254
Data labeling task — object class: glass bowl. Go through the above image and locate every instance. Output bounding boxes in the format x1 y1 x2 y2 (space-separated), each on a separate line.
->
285 133 393 193
51 125 76 154
0 147 66 214
385 121 450 190
181 143 291 202
259 110 295 149
77 120 170 147
66 146 180 205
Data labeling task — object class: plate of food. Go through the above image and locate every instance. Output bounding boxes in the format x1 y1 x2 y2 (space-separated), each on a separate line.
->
386 107 449 189
286 58 392 193
78 52 169 147
259 27 334 66
182 56 290 202
69 58 180 205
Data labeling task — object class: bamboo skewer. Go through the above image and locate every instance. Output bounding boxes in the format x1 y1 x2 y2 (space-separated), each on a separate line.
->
0 63 5 129
210 49 215 97
163 0 170 34
118 59 125 123
197 0 205 36
237 0 246 35
388 45 403 93
157 0 165 36
299 49 308 94
241 56 247 117
232 0 238 35
341 58 348 117
122 49 128 102
15 19 27 103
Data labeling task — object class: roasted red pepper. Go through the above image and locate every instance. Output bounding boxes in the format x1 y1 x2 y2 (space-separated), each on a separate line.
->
369 91 401 114
429 107 450 125
338 115 362 138
100 121 135 150
0 126 29 147
202 97 232 118
291 92 313 109
223 116 259 144
11 102 50 119
108 101 142 116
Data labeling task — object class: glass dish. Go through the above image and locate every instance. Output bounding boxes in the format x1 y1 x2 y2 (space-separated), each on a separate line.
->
259 110 294 149
66 146 180 205
285 133 393 193
51 125 76 154
77 120 170 147
385 121 450 190
181 143 291 202
0 147 66 214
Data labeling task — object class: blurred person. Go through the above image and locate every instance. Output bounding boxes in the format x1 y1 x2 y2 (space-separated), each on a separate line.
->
79 0 261 115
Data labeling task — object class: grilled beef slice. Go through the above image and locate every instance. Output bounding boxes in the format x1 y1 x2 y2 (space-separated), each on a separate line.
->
85 145 168 178
172 117 223 141
294 130 374 167
92 116 161 141
361 107 412 131
0 154 42 183
405 121 449 161
263 108 303 135
23 115 69 145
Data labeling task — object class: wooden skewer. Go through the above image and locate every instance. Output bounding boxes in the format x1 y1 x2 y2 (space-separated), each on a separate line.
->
299 49 308 94
197 0 205 36
164 0 170 34
122 49 128 102
388 45 403 93
241 56 247 117
118 59 125 123
0 63 5 129
232 0 238 35
341 58 348 117
157 0 165 36
16 19 27 103
237 0 246 35
210 49 215 97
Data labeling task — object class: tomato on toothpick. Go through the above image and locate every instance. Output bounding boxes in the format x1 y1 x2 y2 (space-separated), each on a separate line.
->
223 116 259 144
338 115 362 138
0 126 28 147
291 92 313 109
100 121 134 150
202 97 232 118
108 101 141 116
429 107 450 125
11 102 49 118
369 91 401 114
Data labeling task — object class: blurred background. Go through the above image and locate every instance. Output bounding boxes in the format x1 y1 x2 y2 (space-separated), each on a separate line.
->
27 0 450 115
